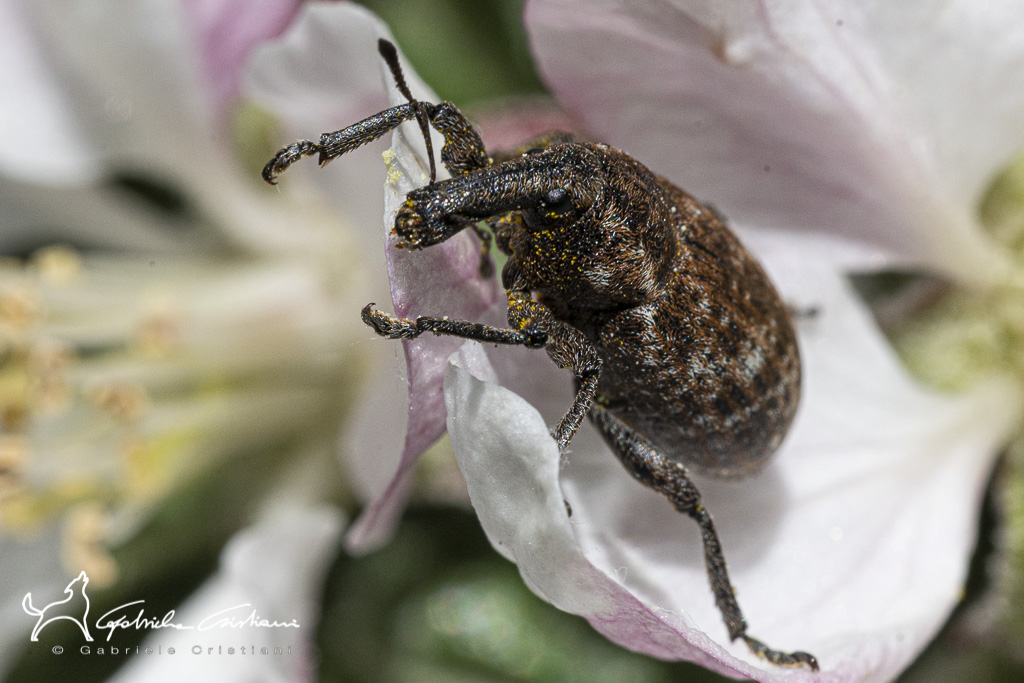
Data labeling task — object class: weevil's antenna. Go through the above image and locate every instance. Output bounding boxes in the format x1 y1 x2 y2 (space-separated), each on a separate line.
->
378 39 437 183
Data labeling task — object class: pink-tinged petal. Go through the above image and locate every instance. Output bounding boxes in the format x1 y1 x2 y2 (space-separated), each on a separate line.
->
179 0 302 122
0 0 97 182
310 8 498 550
110 506 344 683
525 0 1018 282
445 234 1023 681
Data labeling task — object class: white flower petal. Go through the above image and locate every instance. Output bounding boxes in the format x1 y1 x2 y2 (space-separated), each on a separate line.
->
24 0 214 175
9 0 310 252
445 236 1023 681
0 0 97 182
110 506 344 683
525 0 1020 281
244 7 433 542
179 0 302 121
0 176 206 254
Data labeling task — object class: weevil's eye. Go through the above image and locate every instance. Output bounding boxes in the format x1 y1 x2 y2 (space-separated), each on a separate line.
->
543 188 573 216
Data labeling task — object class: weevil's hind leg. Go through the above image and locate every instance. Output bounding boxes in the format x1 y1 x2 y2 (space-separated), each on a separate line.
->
587 403 820 672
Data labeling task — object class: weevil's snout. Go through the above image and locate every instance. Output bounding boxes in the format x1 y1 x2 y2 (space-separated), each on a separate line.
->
393 192 464 249
393 202 426 249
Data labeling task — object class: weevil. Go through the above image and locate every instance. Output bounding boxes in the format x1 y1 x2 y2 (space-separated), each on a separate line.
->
264 39 817 671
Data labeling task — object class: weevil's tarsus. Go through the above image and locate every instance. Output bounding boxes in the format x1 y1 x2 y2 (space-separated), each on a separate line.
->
262 139 319 185
743 636 820 671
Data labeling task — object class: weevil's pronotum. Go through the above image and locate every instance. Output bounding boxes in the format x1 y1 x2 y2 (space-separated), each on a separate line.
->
264 39 818 671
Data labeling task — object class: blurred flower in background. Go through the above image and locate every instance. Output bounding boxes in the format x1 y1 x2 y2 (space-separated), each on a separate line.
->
4 0 1024 682
0 0 393 679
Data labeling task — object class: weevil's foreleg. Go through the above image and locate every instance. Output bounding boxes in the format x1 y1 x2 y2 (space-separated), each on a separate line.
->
361 304 548 348
505 289 601 450
264 100 493 186
263 103 420 184
428 102 490 176
588 403 820 672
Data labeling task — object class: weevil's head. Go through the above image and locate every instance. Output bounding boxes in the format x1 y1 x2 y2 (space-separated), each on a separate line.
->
393 141 602 250
395 141 680 313
503 142 682 312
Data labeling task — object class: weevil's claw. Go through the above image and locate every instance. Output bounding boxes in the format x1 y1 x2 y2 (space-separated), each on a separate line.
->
262 139 320 185
361 303 419 340
741 636 819 671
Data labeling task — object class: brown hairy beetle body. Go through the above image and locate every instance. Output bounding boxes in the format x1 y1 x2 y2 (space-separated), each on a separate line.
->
264 39 816 671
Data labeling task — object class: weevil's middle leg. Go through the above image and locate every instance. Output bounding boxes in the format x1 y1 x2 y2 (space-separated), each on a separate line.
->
361 304 547 348
504 289 601 449
588 403 820 672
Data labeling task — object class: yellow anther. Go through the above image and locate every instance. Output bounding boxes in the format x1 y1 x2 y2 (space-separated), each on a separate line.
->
33 245 82 285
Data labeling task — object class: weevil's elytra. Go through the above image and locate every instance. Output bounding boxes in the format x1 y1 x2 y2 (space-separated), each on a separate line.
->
264 39 817 672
